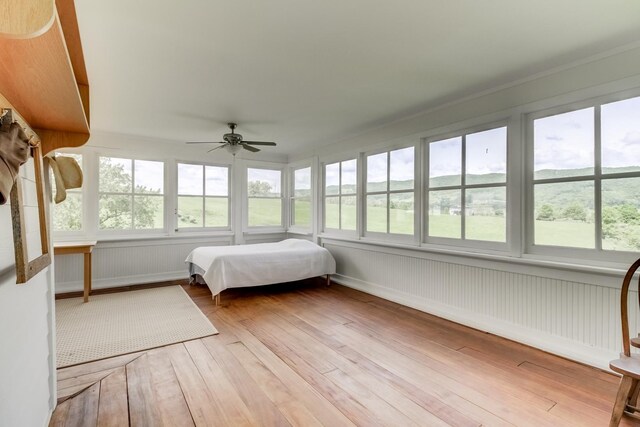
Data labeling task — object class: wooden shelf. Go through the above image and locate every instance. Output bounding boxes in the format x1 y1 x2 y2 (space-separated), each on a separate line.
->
0 0 90 154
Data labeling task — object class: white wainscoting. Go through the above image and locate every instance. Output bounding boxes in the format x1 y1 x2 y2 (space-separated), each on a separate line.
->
54 233 288 293
321 238 637 370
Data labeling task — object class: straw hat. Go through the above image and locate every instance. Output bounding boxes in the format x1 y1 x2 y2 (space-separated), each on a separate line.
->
46 155 83 204
0 123 30 205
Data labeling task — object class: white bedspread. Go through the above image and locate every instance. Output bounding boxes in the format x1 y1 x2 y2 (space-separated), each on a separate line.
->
185 239 336 296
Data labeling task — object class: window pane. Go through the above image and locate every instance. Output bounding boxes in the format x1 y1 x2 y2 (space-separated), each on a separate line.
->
248 168 281 197
429 137 461 187
53 192 82 231
178 163 203 196
341 195 357 230
325 163 340 196
248 198 281 226
367 194 387 233
99 194 132 229
99 157 131 193
134 160 164 194
465 187 506 242
534 108 594 179
341 159 357 195
325 197 340 229
292 198 311 228
177 196 203 227
294 167 311 198
367 152 387 193
466 127 507 185
602 96 640 174
205 197 228 227
205 166 229 196
134 195 164 229
390 147 414 191
428 189 461 238
602 178 640 251
534 181 594 248
390 193 414 235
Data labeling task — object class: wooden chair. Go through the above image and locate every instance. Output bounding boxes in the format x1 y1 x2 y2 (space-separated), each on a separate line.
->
609 257 640 426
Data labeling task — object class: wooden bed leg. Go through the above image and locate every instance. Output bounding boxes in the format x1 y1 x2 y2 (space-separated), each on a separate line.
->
326 274 331 286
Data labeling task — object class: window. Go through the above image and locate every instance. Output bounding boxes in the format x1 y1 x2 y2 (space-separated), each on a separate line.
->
427 126 507 243
365 147 414 235
290 166 312 229
247 167 283 227
98 157 164 230
51 153 83 232
324 159 357 231
177 163 230 229
531 95 640 253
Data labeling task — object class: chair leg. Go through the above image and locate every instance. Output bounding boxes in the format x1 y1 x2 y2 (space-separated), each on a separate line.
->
628 379 640 411
611 376 635 426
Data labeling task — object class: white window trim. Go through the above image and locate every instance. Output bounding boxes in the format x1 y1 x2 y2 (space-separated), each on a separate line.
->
288 160 314 234
95 153 168 236
174 160 232 233
525 93 640 264
243 161 286 233
321 156 359 236
423 120 510 252
362 143 419 244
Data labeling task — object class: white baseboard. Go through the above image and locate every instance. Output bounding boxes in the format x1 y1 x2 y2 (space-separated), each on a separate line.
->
55 271 188 294
331 273 618 371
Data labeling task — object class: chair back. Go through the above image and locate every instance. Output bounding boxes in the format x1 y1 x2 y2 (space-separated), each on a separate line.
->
620 258 640 357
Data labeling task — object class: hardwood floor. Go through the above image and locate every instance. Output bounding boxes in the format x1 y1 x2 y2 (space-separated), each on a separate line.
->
50 280 638 426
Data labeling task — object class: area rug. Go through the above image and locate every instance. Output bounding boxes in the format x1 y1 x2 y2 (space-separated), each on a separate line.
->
56 286 218 368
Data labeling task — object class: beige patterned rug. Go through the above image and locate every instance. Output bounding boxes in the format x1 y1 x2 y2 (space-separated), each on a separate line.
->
55 286 218 368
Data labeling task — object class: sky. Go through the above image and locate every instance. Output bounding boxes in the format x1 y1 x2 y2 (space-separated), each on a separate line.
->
248 168 281 194
367 147 414 189
178 163 228 196
429 127 507 180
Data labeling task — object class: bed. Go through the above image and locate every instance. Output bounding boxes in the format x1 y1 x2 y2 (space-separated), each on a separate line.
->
185 239 336 302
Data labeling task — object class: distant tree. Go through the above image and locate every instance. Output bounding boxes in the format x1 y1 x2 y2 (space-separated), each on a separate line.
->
618 204 640 225
98 158 161 229
248 181 273 196
536 204 555 221
562 203 587 222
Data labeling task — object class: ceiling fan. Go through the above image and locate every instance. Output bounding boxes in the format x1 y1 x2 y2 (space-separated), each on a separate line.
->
186 123 276 156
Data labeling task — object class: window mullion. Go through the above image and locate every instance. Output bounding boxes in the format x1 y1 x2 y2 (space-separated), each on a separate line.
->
461 136 466 240
131 159 135 230
594 105 603 251
387 151 391 234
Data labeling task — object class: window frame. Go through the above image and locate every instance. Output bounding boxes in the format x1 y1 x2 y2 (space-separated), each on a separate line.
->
288 161 314 234
322 156 359 235
423 121 509 251
244 163 286 231
363 144 418 243
175 160 232 232
96 155 167 235
525 94 640 264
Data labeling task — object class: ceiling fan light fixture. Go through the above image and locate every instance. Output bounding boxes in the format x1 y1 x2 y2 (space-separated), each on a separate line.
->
226 144 242 156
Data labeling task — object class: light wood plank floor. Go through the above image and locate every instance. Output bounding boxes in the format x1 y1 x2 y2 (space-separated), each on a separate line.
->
50 280 639 426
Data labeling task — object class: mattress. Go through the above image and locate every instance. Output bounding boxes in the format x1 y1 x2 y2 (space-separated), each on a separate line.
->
185 239 336 296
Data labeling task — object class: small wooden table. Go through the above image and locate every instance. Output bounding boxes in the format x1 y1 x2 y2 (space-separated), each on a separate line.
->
54 241 97 303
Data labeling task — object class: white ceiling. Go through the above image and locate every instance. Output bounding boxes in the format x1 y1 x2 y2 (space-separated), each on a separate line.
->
75 0 640 156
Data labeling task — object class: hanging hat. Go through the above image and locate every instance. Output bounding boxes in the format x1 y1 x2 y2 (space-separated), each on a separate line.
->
46 155 83 204
0 122 31 205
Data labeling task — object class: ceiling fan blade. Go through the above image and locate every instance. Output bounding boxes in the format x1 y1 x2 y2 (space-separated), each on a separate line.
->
242 144 260 153
242 141 276 146
207 144 228 153
186 141 225 145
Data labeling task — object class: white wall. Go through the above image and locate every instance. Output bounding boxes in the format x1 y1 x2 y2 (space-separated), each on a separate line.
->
0 161 56 426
